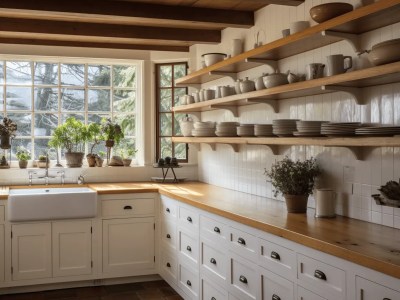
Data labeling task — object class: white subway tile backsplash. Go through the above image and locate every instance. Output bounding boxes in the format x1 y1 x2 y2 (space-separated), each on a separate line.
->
371 211 382 225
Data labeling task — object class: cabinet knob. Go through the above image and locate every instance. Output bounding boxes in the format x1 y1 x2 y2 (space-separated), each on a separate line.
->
210 258 217 264
166 208 170 213
314 270 327 281
214 226 220 233
237 237 246 245
186 245 192 252
187 216 192 223
271 251 280 261
166 262 171 268
186 280 192 287
239 275 248 284
166 234 171 239
272 294 281 300
123 205 132 210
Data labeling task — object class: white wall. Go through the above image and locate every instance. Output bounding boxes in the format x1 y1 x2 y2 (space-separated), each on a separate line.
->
191 0 400 228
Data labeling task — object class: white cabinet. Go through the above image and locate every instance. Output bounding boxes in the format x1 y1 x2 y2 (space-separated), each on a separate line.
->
0 206 4 223
52 221 92 277
11 223 52 281
297 286 327 300
229 252 258 300
202 278 228 300
356 277 400 300
102 217 155 275
0 224 4 282
260 267 294 300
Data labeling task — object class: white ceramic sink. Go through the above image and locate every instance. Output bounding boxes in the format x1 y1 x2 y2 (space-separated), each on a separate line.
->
8 187 97 222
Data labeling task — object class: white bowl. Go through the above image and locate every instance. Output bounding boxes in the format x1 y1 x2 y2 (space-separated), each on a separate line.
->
202 53 227 67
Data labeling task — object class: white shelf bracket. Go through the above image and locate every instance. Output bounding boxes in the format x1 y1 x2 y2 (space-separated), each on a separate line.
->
261 145 290 155
184 112 201 120
321 30 362 54
205 143 216 151
245 58 277 69
325 146 370 161
322 85 365 105
245 98 279 113
188 143 200 151
222 143 240 153
209 105 239 117
209 71 237 81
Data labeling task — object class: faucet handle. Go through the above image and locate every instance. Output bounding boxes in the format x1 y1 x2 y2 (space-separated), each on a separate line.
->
77 175 85 185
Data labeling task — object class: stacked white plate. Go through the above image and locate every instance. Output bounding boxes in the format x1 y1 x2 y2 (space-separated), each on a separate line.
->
254 124 274 137
237 124 255 137
294 120 327 137
192 121 216 137
272 119 299 136
215 122 238 137
321 122 361 136
355 126 400 136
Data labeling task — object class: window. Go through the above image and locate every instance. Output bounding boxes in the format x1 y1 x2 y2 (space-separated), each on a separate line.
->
155 62 188 162
0 59 139 160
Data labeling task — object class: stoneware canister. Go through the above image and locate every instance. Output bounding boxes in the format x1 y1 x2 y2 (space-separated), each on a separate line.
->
315 188 336 218
240 77 256 93
220 86 230 98
234 79 242 94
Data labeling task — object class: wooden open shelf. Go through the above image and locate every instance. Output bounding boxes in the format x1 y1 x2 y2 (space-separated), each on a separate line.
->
176 0 400 85
173 136 400 160
173 61 400 115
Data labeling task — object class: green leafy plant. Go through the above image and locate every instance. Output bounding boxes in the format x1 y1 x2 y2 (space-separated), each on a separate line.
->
101 118 124 145
49 117 88 153
87 123 104 156
97 151 106 159
38 155 47 161
118 147 137 159
16 146 31 161
265 157 321 197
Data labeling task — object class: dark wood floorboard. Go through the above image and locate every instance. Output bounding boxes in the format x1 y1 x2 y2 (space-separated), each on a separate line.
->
0 280 183 300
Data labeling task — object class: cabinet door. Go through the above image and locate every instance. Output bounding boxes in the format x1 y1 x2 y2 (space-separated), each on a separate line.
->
0 225 4 282
11 223 52 280
103 217 155 275
52 221 92 277
356 276 400 300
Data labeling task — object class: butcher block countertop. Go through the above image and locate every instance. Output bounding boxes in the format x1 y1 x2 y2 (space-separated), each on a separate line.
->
3 181 400 279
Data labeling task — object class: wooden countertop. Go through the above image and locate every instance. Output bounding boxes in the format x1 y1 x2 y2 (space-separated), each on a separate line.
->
2 182 400 279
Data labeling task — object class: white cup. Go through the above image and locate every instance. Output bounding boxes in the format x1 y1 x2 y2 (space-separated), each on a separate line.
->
315 189 336 218
290 21 309 34
232 39 243 56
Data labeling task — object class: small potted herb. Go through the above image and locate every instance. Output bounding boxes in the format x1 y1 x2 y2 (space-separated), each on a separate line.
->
0 117 17 149
265 157 321 213
16 146 31 169
101 118 124 164
86 123 104 167
118 147 137 167
37 155 48 169
95 151 106 167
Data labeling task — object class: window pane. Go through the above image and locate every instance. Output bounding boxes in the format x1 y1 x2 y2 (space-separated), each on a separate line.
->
11 139 31 160
0 90 3 110
159 113 172 136
88 89 110 112
114 138 136 156
88 114 110 124
114 114 135 136
34 113 58 136
113 90 135 113
159 89 172 112
61 89 84 111
113 65 136 88
88 65 110 86
62 114 84 123
60 64 85 86
0 62 4 84
159 65 172 87
34 62 58 85
6 87 32 110
174 143 187 159
34 139 50 159
174 64 186 83
34 88 58 111
174 88 186 107
160 138 172 158
7 113 31 136
6 61 31 85
174 113 187 136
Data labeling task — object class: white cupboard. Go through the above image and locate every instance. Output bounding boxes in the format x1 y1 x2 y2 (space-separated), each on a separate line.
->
356 277 400 300
0 224 4 282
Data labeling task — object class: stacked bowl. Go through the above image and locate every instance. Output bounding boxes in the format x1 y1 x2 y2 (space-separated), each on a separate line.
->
237 124 255 137
215 122 238 137
272 119 298 137
254 124 274 137
192 121 216 137
294 121 327 136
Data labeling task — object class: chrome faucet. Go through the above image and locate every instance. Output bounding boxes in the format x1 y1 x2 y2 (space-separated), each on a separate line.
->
77 174 85 185
30 154 64 186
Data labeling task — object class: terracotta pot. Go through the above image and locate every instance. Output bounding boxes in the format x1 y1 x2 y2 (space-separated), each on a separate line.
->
122 158 132 167
65 152 84 168
0 134 11 149
95 157 104 167
86 154 96 167
105 140 115 147
284 194 309 213
19 160 28 169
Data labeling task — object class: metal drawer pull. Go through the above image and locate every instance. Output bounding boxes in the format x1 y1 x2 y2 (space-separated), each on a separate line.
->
237 237 246 245
210 258 217 264
271 251 280 260
166 262 171 267
272 294 281 300
166 208 170 213
214 226 220 233
186 280 191 286
239 275 248 284
186 246 192 252
166 234 171 239
187 216 192 222
211 298 216 300
314 270 327 281
123 205 132 210
383 298 391 300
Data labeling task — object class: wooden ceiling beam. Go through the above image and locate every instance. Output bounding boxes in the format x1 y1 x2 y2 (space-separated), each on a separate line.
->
0 0 254 29
0 17 221 44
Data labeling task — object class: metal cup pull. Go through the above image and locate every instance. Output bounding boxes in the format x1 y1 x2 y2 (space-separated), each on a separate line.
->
166 262 171 268
270 251 280 260
211 298 216 300
314 269 327 281
187 216 192 222
123 205 132 210
186 245 192 252
166 208 170 213
210 258 217 264
239 275 248 284
214 226 220 233
166 234 171 239
186 280 191 287
272 294 281 300
237 237 246 245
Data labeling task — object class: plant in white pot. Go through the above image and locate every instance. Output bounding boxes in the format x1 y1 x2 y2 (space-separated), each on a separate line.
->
15 146 31 169
265 156 321 213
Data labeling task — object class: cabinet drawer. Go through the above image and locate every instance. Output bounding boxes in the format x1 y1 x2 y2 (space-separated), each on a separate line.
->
297 254 345 299
179 206 199 231
0 206 4 223
230 253 258 300
297 286 327 300
200 215 228 244
161 220 177 251
179 263 199 299
260 267 294 300
202 278 228 300
201 238 227 285
180 230 199 265
259 238 296 280
356 276 400 300
229 226 258 263
102 198 154 217
160 250 178 283
160 196 178 219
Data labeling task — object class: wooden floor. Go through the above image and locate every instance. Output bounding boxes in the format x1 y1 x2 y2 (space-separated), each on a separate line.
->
0 280 183 300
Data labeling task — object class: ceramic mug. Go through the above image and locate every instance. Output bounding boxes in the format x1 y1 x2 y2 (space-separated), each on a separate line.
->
315 188 336 218
290 21 309 34
306 63 325 80
232 39 243 56
282 29 290 37
326 54 353 76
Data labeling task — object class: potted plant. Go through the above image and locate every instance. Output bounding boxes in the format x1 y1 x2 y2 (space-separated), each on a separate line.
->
0 117 17 149
49 117 88 168
16 146 31 169
37 155 48 168
95 151 106 167
118 147 137 167
265 156 321 213
86 123 103 167
101 118 124 163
